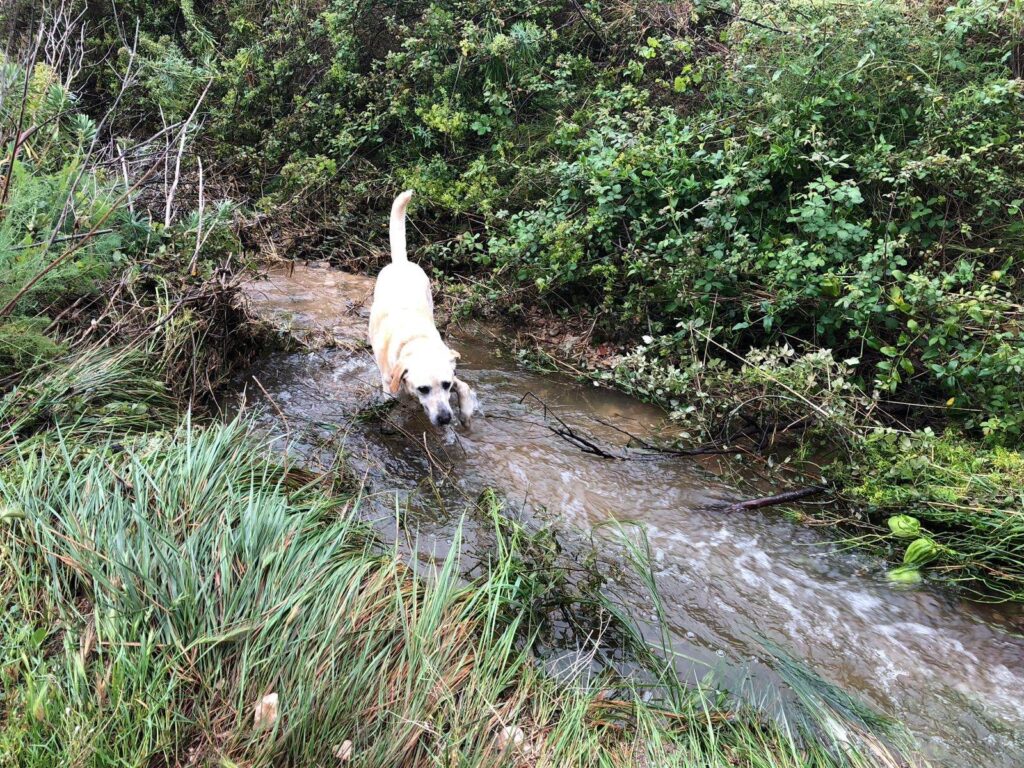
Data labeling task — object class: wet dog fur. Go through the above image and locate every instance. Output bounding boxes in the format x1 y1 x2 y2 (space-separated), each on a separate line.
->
368 190 477 427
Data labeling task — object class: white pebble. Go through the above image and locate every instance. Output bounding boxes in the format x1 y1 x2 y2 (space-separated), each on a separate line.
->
334 740 353 761
253 692 279 729
496 725 526 750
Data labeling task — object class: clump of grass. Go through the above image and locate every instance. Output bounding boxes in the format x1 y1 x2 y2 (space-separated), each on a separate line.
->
0 318 65 381
831 429 1024 601
0 345 175 451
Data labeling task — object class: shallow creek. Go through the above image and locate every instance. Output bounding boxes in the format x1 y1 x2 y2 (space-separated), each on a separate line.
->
237 264 1024 767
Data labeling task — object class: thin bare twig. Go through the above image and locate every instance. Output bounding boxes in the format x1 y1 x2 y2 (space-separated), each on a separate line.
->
518 392 731 461
165 82 211 228
188 155 205 274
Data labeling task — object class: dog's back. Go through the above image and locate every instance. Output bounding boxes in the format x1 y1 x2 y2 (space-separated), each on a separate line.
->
369 191 438 371
367 190 478 424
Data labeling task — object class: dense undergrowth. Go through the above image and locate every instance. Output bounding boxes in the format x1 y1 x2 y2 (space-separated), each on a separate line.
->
0 5 926 766
0 48 242 395
52 0 1024 599
73 0 1023 437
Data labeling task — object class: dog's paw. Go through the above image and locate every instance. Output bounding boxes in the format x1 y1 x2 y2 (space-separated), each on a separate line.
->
453 377 479 428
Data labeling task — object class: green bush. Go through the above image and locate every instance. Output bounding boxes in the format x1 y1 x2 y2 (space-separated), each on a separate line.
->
0 48 239 384
0 63 122 375
80 0 1024 442
474 1 1024 438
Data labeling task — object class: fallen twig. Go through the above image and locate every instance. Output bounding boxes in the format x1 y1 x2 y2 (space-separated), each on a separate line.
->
723 486 828 513
520 392 732 461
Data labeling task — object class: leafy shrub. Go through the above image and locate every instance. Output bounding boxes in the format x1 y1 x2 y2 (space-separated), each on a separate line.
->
0 64 122 374
80 0 1024 442
0 54 238 385
0 318 63 379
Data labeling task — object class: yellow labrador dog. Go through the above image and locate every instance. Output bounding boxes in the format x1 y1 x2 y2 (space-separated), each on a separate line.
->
369 190 478 427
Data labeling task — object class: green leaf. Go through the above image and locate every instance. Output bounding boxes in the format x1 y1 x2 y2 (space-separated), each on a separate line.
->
887 566 922 585
887 515 921 538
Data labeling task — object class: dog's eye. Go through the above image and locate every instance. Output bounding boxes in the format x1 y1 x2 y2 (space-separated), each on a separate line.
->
441 381 451 390
417 385 430 395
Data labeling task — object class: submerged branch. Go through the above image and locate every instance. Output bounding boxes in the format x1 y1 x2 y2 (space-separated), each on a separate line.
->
723 486 828 513
519 392 731 460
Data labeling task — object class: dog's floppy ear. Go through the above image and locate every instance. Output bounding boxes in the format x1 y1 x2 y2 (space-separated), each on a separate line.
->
388 367 407 395
449 348 461 363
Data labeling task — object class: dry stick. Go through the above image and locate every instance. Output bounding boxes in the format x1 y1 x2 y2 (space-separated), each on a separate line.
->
165 82 210 228
35 19 140 240
719 9 790 35
119 145 134 215
42 0 87 88
520 391 730 460
250 375 291 442
3 9 98 222
519 391 622 459
11 228 113 251
723 486 827 513
590 415 733 457
188 155 204 274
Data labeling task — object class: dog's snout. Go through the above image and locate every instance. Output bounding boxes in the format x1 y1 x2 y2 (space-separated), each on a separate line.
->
435 411 452 426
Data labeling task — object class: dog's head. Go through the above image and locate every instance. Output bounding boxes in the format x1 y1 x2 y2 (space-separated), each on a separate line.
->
390 341 460 427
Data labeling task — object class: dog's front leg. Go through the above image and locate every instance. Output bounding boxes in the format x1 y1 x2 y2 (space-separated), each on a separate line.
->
453 377 479 427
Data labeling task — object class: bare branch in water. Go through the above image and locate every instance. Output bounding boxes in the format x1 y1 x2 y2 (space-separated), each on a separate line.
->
722 486 828 513
518 392 732 461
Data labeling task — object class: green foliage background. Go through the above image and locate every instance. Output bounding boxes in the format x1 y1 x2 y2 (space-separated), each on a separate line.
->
82 0 1024 439
0 0 1010 594
3 3 1023 762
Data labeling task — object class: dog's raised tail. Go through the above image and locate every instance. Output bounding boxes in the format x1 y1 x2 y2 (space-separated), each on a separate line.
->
389 189 414 262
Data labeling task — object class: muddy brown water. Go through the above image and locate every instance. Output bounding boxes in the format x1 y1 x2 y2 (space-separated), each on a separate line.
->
237 264 1024 768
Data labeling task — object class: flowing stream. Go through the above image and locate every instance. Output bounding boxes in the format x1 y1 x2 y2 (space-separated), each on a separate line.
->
235 264 1024 768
